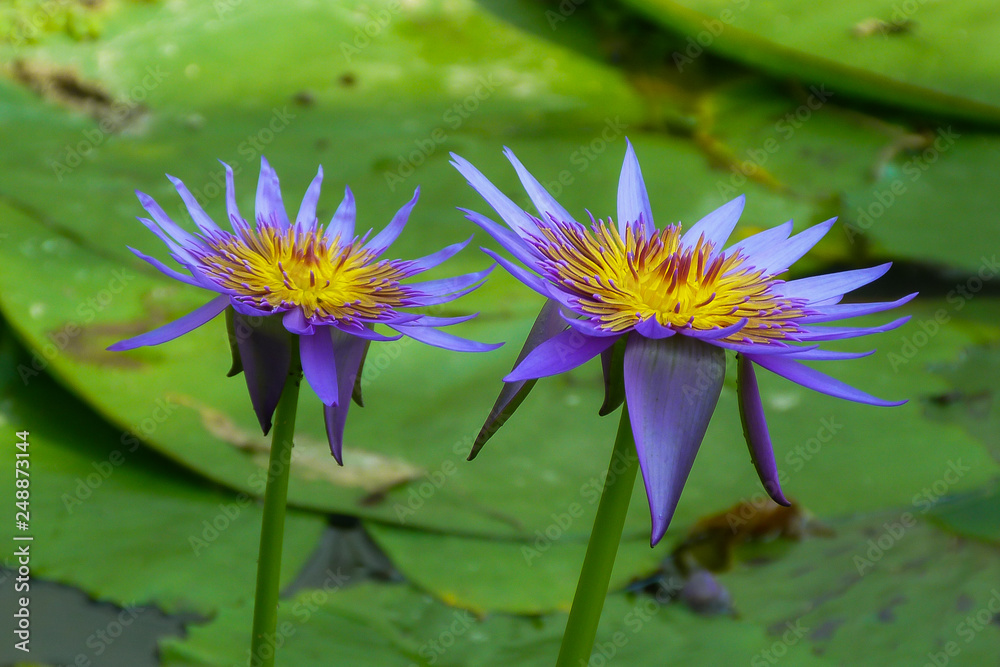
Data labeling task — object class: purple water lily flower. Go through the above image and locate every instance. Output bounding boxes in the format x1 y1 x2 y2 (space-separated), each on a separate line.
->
453 141 914 546
110 157 500 463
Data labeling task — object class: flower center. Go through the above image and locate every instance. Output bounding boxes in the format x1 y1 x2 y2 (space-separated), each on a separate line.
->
195 225 410 322
529 219 806 343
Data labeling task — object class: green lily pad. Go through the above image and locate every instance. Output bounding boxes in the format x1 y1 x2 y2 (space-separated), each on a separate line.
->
364 522 664 615
620 0 1000 124
927 484 1000 545
1 0 991 543
0 330 326 616
842 132 1000 273
161 581 825 666
924 341 1000 464
722 507 1000 664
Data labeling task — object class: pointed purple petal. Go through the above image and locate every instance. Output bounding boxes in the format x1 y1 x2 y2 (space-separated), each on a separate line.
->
136 191 199 249
220 161 245 231
332 323 402 341
471 300 566 459
680 195 745 252
407 313 478 327
726 220 793 258
323 329 368 464
406 236 473 275
505 329 616 382
283 309 314 335
785 348 876 361
137 217 198 265
460 208 541 267
798 316 911 341
776 263 892 303
480 248 548 297
737 355 789 506
749 354 906 407
709 339 816 356
295 166 324 232
389 323 502 352
504 146 577 223
634 317 677 339
561 313 622 337
231 312 293 433
617 139 655 236
255 157 290 229
166 175 223 234
324 186 356 244
127 246 202 288
408 264 495 298
300 327 338 406
107 295 228 351
680 318 749 340
364 187 419 257
407 283 484 307
624 335 726 546
800 293 918 323
450 153 539 237
751 218 836 276
230 299 277 317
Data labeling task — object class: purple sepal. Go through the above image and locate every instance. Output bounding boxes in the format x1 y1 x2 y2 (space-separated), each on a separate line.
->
624 335 726 546
231 311 293 434
324 328 369 464
470 299 566 460
107 295 229 351
736 354 790 506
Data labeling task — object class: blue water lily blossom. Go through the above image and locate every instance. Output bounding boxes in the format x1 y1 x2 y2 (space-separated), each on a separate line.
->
453 141 914 545
109 157 499 463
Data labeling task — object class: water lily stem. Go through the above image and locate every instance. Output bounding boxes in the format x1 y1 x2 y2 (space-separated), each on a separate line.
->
250 340 302 667
556 404 639 667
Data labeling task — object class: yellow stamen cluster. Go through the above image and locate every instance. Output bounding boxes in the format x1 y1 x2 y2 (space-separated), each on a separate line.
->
532 220 803 343
198 226 409 321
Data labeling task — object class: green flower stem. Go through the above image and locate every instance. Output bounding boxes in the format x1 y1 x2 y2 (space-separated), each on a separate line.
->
250 339 302 667
556 404 639 667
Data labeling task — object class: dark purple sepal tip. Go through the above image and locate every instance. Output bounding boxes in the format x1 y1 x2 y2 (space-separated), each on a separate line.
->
470 298 565 460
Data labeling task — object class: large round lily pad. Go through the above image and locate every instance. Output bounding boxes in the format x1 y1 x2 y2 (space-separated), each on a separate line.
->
621 0 1000 124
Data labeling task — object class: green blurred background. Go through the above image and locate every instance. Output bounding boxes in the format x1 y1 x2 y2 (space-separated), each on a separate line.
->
1 0 999 664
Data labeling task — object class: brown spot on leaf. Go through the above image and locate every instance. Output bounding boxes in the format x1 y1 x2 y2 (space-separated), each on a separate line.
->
810 618 844 641
673 498 832 572
877 595 906 622
172 394 425 492
10 60 147 132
